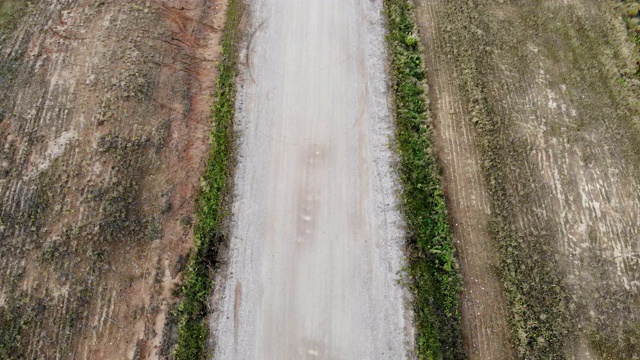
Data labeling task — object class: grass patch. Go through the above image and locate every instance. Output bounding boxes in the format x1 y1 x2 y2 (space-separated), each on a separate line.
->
383 1 465 359
172 1 244 359
0 1 26 40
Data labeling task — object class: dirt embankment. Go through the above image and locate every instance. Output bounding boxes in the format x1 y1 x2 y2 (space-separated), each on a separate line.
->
415 0 640 359
414 1 513 359
0 0 225 358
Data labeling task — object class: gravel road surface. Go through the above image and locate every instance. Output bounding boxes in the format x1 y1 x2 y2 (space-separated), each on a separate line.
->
212 1 410 358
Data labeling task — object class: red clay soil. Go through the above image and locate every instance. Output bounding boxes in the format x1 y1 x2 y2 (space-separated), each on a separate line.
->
0 1 226 358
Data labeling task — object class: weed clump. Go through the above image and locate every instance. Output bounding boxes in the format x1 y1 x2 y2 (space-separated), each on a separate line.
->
0 301 24 359
384 1 465 359
626 2 640 19
0 294 49 360
623 1 640 37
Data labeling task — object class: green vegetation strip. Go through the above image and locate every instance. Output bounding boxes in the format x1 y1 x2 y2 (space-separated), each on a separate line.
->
383 1 465 359
173 1 244 359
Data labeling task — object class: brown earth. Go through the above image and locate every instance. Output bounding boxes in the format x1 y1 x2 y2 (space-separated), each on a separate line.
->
414 1 514 359
414 0 640 359
0 0 226 359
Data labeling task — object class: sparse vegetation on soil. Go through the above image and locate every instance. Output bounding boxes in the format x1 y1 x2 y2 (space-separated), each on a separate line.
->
172 1 243 359
3 1 640 359
0 1 227 358
425 0 640 359
384 1 465 358
0 1 26 38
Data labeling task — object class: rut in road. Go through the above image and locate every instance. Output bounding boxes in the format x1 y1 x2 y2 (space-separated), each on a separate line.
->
211 0 411 359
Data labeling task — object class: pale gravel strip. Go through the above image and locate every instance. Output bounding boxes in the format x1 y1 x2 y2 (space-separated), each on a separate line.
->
210 0 412 359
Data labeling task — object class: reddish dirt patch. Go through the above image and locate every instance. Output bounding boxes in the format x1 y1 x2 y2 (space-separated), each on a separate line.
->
0 1 226 358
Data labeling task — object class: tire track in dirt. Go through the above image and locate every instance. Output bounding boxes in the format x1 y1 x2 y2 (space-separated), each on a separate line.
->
414 1 513 359
0 1 226 358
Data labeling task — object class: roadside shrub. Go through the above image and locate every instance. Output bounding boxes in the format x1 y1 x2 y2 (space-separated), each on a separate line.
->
384 1 465 359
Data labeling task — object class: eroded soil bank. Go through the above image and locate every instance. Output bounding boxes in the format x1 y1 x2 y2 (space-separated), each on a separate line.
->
210 0 411 358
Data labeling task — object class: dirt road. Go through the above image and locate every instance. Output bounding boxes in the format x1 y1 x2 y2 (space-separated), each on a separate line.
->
211 0 410 358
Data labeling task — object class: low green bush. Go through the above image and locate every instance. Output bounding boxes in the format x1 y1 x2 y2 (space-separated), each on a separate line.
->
384 1 465 359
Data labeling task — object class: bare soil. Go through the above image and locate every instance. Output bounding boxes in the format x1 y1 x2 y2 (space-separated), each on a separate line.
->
414 1 514 359
0 1 226 358
414 0 640 359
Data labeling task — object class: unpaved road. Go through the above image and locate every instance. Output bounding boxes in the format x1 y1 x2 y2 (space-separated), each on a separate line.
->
211 0 410 359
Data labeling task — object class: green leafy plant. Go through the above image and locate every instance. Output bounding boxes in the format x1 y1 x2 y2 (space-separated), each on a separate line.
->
384 1 465 359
